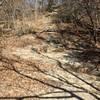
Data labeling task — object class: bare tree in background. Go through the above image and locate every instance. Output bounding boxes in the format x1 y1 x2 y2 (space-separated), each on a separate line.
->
0 0 100 43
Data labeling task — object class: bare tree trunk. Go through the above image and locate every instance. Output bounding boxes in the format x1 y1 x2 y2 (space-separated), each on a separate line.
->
34 0 38 21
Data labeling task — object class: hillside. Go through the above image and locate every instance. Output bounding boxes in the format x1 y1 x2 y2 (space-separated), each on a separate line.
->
0 13 100 100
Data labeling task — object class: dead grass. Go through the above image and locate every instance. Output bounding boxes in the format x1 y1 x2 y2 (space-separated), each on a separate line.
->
0 14 100 99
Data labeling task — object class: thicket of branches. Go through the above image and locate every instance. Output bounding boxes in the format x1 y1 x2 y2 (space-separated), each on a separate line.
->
53 0 100 44
0 0 100 44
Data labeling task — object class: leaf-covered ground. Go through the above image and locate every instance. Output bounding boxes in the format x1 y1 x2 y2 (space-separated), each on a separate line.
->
0 16 100 100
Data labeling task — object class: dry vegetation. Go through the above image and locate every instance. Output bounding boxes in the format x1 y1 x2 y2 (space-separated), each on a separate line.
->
0 0 100 100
